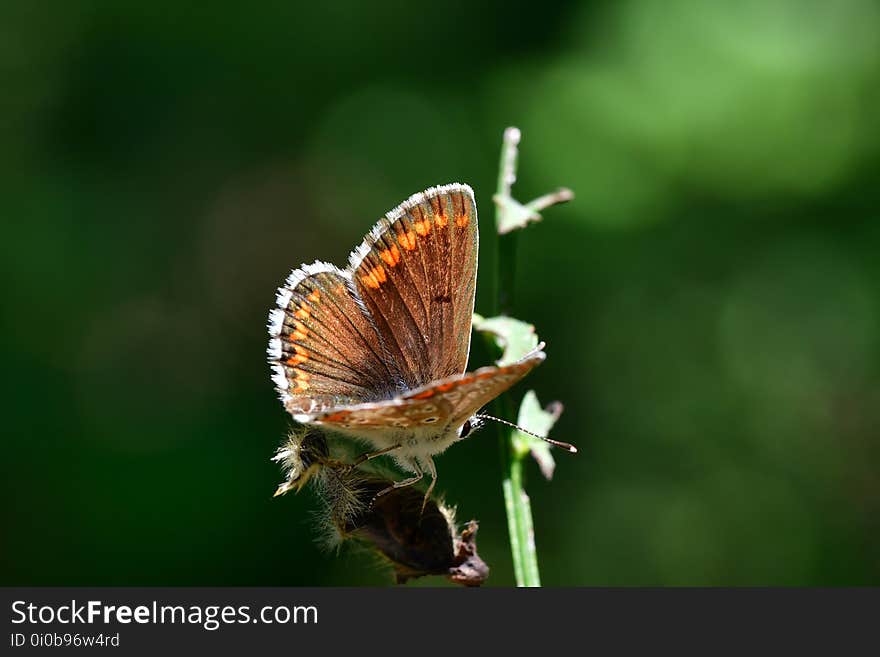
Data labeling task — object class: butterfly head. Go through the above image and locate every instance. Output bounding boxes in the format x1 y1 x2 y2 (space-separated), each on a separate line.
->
457 416 485 440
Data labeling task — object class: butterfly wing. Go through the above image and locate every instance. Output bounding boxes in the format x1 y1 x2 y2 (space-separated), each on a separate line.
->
308 350 545 432
347 183 478 390
267 261 400 415
403 349 546 429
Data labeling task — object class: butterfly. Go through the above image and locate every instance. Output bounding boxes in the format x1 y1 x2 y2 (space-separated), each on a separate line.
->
267 183 551 501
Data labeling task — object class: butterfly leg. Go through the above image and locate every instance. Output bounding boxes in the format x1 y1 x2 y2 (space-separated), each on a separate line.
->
419 456 438 516
348 443 402 468
372 459 423 506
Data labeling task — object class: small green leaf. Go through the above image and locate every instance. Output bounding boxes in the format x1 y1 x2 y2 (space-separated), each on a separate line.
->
472 314 539 366
493 188 574 235
513 391 564 480
494 195 542 234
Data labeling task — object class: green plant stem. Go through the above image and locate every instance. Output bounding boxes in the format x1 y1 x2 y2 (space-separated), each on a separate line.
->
493 126 541 587
496 127 520 315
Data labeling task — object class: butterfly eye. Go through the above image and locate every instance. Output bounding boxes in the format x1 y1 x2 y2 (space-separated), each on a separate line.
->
459 420 473 439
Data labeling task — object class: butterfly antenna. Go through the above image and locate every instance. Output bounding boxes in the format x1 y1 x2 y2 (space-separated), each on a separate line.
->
476 413 577 453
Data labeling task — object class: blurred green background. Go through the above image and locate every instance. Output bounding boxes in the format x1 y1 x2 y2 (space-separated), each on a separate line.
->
3 0 879 586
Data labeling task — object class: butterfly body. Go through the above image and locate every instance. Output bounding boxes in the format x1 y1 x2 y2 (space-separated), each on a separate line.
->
267 184 545 489
330 423 459 475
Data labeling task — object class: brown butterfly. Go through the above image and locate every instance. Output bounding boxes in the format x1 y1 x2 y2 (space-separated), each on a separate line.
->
267 184 565 500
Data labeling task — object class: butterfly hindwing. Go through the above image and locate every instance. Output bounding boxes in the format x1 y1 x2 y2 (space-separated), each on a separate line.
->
267 262 399 415
405 351 546 428
311 350 545 431
347 184 478 390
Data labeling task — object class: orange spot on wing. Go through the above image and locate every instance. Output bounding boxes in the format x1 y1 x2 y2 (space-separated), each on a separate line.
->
290 345 310 364
322 411 349 422
286 368 310 390
399 230 417 251
455 213 470 228
414 220 431 237
308 289 321 302
361 265 388 290
295 305 310 320
361 265 387 289
380 244 401 267
436 383 455 392
291 320 309 341
410 390 435 400
435 211 449 227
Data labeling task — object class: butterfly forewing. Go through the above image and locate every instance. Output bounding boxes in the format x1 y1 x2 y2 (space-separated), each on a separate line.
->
348 184 478 390
267 262 399 414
